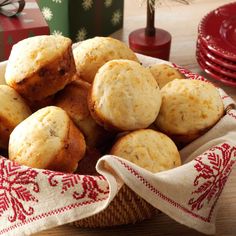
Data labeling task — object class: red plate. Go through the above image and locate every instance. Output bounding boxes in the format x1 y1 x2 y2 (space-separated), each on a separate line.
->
198 49 236 79
198 2 236 61
196 49 236 87
197 37 236 71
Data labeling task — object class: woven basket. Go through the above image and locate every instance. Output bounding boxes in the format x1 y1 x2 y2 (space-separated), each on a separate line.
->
73 184 158 228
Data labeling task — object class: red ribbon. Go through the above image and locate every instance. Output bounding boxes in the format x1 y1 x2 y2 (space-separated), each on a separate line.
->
0 0 25 17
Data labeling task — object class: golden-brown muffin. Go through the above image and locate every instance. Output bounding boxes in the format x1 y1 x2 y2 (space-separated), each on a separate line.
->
73 37 139 83
5 35 76 102
88 59 162 131
55 79 112 148
9 106 86 173
155 79 224 144
0 85 31 149
110 129 181 173
149 64 185 88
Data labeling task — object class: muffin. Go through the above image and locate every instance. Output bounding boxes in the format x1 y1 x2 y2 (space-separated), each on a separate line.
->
55 79 111 148
5 35 76 102
88 59 162 131
110 129 181 173
73 37 139 83
0 85 31 149
149 63 185 88
155 79 224 144
9 106 86 173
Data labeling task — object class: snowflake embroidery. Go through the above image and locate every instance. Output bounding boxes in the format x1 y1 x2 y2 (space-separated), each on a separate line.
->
188 143 236 211
43 171 109 201
52 0 62 3
42 7 53 21
104 0 113 7
0 158 39 222
82 0 93 11
52 30 63 36
76 27 88 42
111 10 122 26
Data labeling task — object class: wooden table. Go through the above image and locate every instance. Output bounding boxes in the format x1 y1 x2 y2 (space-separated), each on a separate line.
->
35 0 236 235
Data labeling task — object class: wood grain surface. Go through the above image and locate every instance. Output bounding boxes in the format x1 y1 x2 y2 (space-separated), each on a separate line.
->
34 0 236 235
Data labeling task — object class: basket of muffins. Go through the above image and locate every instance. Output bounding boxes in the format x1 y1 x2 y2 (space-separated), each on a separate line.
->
0 35 225 228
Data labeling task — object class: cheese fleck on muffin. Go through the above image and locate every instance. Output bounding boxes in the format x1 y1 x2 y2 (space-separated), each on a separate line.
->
9 106 86 173
155 79 224 144
88 59 162 131
5 35 76 101
73 37 139 83
149 63 185 88
111 129 181 173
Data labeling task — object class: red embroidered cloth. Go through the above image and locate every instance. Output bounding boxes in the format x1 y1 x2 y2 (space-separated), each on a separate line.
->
0 54 235 235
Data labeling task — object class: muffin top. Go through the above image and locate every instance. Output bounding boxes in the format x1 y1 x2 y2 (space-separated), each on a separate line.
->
110 129 181 173
149 63 185 88
155 79 224 135
5 35 72 84
9 105 86 172
73 37 139 83
9 106 69 169
89 59 162 131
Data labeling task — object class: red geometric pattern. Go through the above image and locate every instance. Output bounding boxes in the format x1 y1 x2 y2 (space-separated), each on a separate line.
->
189 143 236 212
0 61 234 235
43 171 109 201
116 142 236 222
172 63 207 81
116 158 210 222
0 162 109 235
0 157 39 223
0 196 108 236
228 110 236 120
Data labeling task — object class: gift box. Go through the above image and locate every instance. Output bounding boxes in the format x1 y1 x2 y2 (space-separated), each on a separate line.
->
38 0 124 42
0 0 50 61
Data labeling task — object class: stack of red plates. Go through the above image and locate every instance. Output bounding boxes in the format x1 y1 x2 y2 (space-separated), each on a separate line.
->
196 2 236 87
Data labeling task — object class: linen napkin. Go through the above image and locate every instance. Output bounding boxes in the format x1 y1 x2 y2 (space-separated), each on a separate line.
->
0 55 235 236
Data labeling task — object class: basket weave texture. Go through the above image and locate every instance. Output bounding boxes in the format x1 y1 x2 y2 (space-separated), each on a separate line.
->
73 184 158 228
